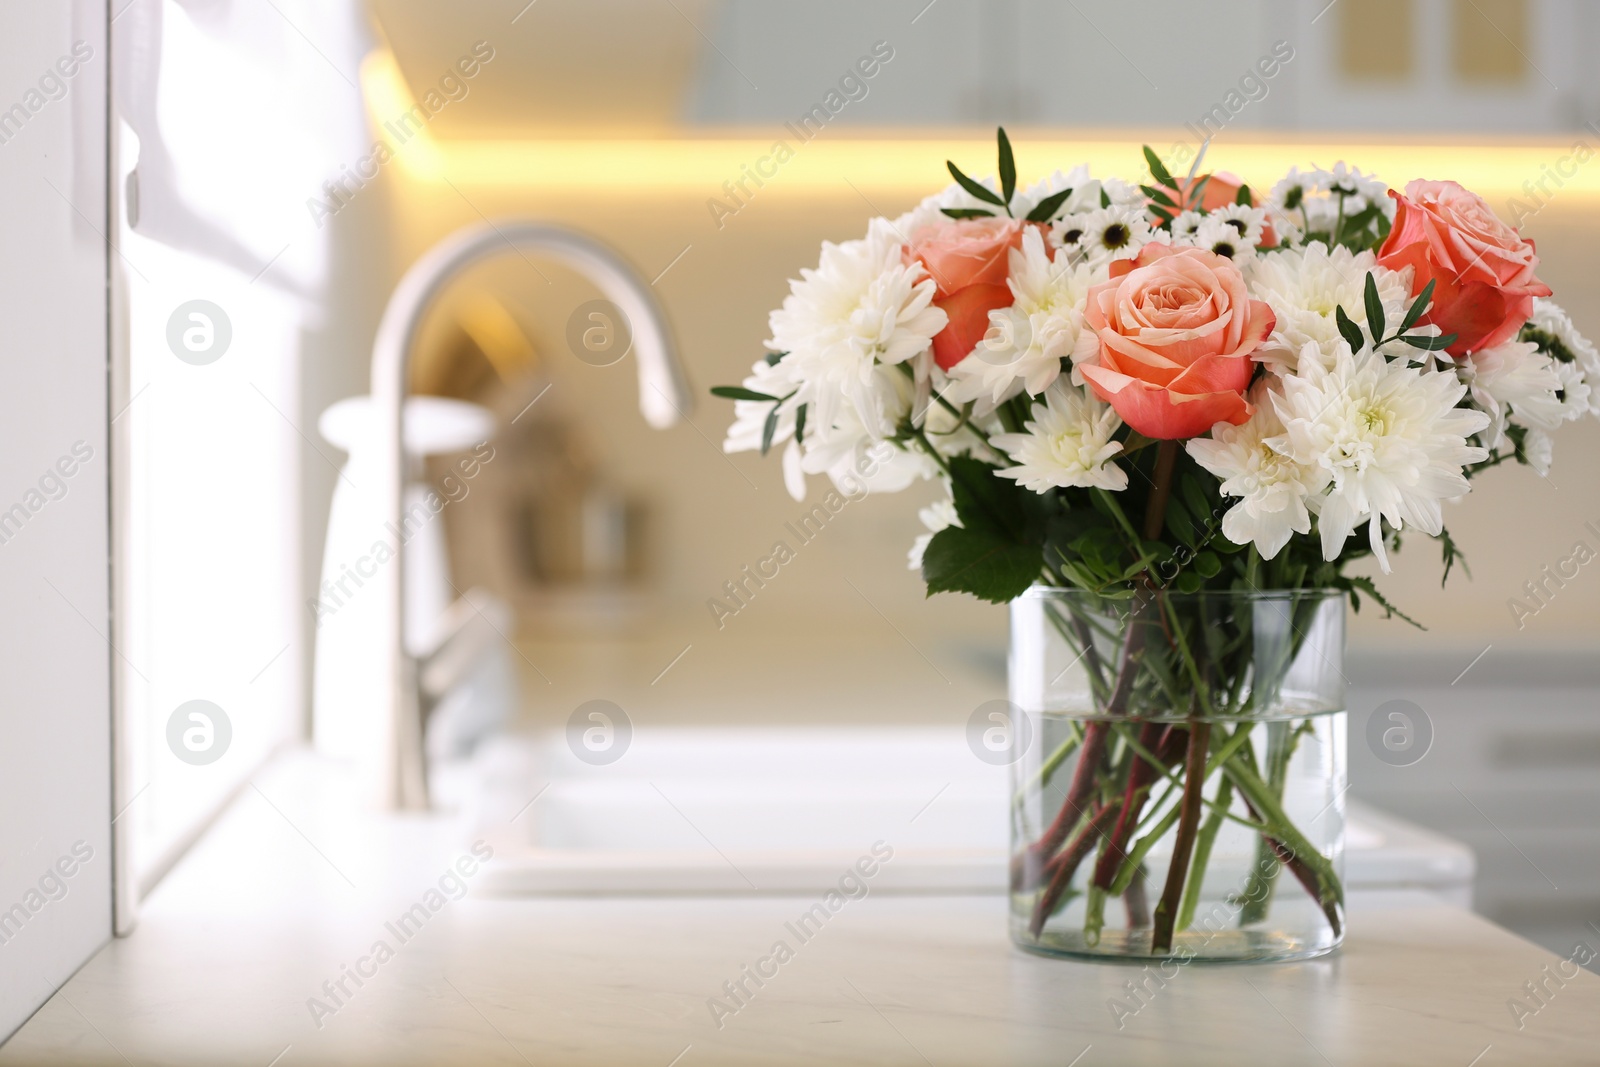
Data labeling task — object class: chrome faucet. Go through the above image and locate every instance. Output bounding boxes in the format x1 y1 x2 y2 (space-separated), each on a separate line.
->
365 222 691 809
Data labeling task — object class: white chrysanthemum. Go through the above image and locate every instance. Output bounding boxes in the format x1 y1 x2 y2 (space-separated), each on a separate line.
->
799 385 938 497
767 219 947 439
1209 202 1269 247
1076 205 1152 267
1460 341 1565 446
1061 172 1144 215
1169 210 1205 240
723 355 801 454
892 180 1004 236
918 377 1006 459
1186 382 1320 559
990 382 1126 493
1246 242 1414 373
949 228 1092 404
1525 298 1600 414
1270 341 1489 572
1190 216 1254 262
1523 428 1555 475
907 495 960 570
1014 167 1082 224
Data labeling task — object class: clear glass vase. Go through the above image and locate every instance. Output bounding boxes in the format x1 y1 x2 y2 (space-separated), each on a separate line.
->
1008 587 1347 963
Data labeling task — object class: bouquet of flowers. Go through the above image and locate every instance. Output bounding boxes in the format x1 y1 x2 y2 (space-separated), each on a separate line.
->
713 130 1599 957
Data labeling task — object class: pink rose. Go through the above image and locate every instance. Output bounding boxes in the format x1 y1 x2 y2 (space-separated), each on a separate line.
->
904 217 1027 370
1073 243 1275 440
1377 179 1551 356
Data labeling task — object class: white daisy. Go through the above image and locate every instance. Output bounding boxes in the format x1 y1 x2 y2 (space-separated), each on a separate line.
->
1267 164 1391 241
990 382 1127 493
1208 202 1269 248
1246 242 1414 373
1525 298 1600 414
1268 167 1315 217
1076 205 1152 267
1460 340 1565 446
1050 211 1094 252
1168 210 1205 241
1191 216 1254 262
1270 341 1489 572
1186 381 1320 559
907 495 960 570
949 228 1092 404
1313 162 1392 216
1552 358 1594 424
767 218 947 440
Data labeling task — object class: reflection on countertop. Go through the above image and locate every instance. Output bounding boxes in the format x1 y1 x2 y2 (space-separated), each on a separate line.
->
4 750 1597 1066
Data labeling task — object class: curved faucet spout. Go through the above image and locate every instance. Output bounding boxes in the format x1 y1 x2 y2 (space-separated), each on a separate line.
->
366 221 690 809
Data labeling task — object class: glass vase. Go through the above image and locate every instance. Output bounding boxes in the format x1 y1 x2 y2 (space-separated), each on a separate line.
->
1008 587 1347 963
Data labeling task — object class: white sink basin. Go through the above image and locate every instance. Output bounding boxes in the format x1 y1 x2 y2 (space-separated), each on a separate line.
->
443 727 1474 900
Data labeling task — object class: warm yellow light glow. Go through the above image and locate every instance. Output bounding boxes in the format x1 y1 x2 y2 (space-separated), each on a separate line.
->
361 49 1600 211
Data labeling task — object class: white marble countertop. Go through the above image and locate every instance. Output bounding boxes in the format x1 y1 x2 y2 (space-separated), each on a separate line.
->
4 750 1598 1066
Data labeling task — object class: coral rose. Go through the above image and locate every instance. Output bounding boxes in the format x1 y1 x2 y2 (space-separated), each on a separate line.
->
1377 179 1551 356
1072 243 1275 440
905 216 1026 370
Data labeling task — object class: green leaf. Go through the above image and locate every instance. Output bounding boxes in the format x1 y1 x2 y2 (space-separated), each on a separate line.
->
764 351 787 366
1175 570 1204 594
711 386 781 402
1024 188 1072 223
946 161 1005 206
1339 576 1425 630
1235 183 1253 206
1142 145 1175 189
1100 187 1111 209
941 207 995 220
1185 174 1211 210
1165 496 1198 547
996 127 1016 207
1363 272 1386 341
945 455 1046 545
1193 551 1222 579
921 526 1042 603
1140 184 1179 210
794 401 808 446
1402 333 1456 352
759 404 780 456
1212 533 1246 554
1437 525 1470 586
1334 306 1366 353
1399 279 1436 333
1179 474 1213 530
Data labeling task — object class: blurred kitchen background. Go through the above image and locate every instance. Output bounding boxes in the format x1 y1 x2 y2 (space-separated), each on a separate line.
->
112 0 1599 963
